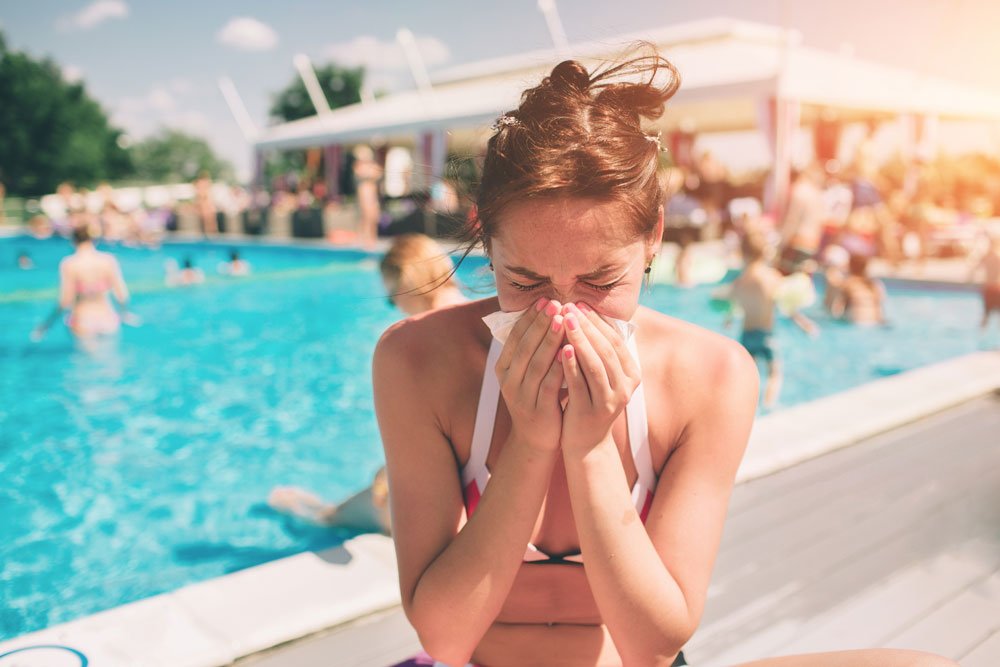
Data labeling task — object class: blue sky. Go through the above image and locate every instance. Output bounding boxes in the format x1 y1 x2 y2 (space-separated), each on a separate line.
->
3 1 999 180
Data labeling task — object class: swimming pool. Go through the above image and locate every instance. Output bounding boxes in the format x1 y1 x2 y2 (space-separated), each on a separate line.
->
0 235 988 640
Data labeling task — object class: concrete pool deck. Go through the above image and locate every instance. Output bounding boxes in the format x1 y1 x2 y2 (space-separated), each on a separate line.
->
2 349 997 666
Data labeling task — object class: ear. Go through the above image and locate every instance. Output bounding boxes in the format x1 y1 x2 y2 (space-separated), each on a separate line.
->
645 206 665 259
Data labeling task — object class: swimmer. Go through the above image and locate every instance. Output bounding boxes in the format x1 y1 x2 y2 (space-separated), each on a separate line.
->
17 251 34 270
722 233 817 409
31 226 139 341
166 257 205 287
219 249 251 276
267 233 467 534
968 233 1000 331
830 253 887 326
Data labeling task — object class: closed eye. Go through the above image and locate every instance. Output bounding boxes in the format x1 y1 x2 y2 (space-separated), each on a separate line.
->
587 280 621 291
510 280 543 291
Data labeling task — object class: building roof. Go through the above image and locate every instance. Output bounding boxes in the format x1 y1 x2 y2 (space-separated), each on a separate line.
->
252 17 1000 152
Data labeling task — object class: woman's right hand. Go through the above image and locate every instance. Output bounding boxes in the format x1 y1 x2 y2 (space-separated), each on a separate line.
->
494 298 567 453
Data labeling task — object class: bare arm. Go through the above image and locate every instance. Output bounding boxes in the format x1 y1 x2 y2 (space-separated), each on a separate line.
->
374 304 565 665
560 307 758 664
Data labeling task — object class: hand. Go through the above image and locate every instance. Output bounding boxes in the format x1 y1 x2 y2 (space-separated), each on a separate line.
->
494 298 567 453
558 303 641 455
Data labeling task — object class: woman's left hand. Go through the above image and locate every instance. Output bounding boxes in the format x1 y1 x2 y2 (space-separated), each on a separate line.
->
558 302 641 455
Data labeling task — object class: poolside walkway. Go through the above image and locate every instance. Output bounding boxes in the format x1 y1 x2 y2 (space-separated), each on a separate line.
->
686 392 1000 666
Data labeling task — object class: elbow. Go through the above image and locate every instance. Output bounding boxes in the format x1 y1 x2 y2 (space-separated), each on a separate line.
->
405 604 477 667
620 618 697 667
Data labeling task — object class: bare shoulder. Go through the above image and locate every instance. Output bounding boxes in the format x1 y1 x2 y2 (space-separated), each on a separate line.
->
634 306 758 410
374 297 497 385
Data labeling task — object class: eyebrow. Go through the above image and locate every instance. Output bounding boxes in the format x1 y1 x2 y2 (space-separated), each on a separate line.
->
505 264 623 281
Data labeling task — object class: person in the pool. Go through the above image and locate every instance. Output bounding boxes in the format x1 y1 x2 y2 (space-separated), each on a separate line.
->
830 253 887 326
267 233 467 534
723 232 817 409
219 249 251 276
17 250 34 270
968 232 1000 331
31 225 139 341
376 50 951 667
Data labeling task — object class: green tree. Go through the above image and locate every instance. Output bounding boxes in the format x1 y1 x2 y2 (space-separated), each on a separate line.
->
269 63 364 122
0 32 132 196
128 129 233 183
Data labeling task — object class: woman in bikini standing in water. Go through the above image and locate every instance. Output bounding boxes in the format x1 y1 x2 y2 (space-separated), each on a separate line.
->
32 225 137 342
374 48 955 667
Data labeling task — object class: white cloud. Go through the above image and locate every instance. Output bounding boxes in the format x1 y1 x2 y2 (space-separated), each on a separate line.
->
216 17 278 52
322 34 451 72
166 77 195 95
58 0 128 31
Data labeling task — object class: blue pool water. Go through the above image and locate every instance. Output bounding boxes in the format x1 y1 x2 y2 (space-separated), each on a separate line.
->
0 235 989 640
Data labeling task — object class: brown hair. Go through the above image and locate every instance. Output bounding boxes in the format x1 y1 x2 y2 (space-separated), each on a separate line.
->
380 233 459 294
470 44 680 248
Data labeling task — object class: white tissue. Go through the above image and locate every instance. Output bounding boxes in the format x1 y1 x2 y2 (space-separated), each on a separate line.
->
482 307 636 346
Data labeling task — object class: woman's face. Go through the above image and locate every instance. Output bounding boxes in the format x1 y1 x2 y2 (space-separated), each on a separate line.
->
488 197 661 321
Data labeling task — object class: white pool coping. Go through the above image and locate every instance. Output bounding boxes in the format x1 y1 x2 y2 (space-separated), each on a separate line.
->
3 350 997 666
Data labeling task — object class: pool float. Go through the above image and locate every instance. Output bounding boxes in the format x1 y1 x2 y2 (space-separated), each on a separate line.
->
775 272 817 315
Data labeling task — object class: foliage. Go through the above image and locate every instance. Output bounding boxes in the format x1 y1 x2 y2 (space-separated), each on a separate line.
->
128 129 233 183
0 32 132 196
269 63 364 123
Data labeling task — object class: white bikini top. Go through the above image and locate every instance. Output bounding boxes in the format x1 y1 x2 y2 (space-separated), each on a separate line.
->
460 334 657 564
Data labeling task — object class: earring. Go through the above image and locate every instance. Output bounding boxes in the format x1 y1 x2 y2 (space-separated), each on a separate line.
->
489 262 494 272
645 255 655 274
644 265 651 275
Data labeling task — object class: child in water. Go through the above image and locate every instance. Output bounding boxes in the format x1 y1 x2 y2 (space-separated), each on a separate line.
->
723 233 817 408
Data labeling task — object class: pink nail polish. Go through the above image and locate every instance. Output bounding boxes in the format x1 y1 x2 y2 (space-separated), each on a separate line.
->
545 301 559 317
578 302 592 314
551 315 563 332
566 314 579 331
564 346 574 360
535 298 546 312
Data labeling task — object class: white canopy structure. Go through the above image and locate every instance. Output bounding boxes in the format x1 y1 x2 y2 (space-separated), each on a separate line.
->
248 17 1000 208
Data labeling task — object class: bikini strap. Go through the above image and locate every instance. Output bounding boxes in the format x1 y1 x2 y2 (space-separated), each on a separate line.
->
463 337 502 489
625 335 657 497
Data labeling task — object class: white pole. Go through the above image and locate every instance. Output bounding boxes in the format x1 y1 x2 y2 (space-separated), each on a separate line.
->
217 76 258 141
537 0 570 58
293 53 332 116
396 28 433 95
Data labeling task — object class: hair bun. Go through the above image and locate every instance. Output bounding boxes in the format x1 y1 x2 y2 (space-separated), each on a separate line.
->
549 60 591 93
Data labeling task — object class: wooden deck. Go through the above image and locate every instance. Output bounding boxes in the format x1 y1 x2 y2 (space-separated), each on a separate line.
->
686 393 1000 666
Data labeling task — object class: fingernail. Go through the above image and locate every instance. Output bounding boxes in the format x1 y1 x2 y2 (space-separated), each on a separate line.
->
545 301 560 317
566 314 579 331
551 315 563 332
535 297 546 312
563 345 574 360
578 302 592 313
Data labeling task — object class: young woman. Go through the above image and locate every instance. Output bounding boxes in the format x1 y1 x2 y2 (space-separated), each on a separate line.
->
32 225 137 341
374 50 955 667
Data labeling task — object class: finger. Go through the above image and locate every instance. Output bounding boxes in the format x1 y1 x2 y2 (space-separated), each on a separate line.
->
538 352 565 407
566 304 625 389
523 312 568 394
503 300 563 386
560 344 588 403
495 297 546 372
563 311 609 403
573 302 640 387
